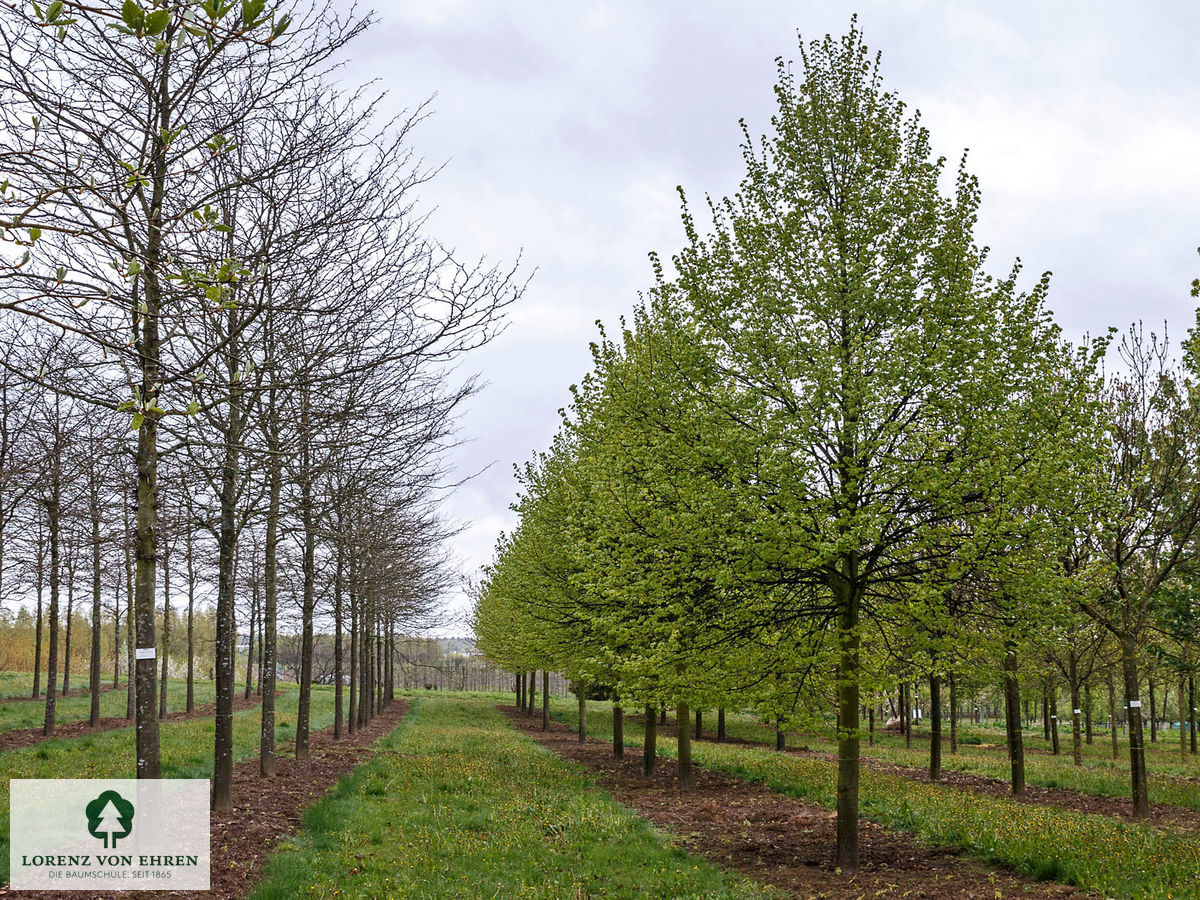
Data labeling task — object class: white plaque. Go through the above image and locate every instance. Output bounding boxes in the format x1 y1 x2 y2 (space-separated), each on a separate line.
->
1129 700 1142 708
135 648 156 661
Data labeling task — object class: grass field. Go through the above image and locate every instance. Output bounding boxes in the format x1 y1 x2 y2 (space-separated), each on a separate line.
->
0 676 219 732
652 702 1200 810
549 697 1200 900
0 682 335 883
253 694 775 899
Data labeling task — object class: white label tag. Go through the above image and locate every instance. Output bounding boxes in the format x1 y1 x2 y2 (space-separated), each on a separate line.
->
1050 714 1057 719
1129 700 1141 708
1074 709 1082 714
135 648 156 660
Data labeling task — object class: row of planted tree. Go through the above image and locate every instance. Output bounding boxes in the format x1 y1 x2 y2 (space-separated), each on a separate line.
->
474 24 1200 873
0 1 517 812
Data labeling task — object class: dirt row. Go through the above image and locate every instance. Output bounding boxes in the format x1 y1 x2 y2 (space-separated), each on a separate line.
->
6 697 410 899
0 693 263 752
504 707 1089 900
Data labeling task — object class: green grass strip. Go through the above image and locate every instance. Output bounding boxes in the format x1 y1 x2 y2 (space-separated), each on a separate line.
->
552 699 1200 900
252 694 775 899
0 677 219 733
622 702 1200 813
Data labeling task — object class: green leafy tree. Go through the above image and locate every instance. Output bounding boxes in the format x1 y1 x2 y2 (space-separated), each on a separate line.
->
664 23 1100 869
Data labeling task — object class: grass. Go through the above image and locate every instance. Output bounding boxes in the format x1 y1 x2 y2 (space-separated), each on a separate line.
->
0 676 219 733
551 698 1200 900
0 682 337 883
636 702 1200 812
252 694 776 899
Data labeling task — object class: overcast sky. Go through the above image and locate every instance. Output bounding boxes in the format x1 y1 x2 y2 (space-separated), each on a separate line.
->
332 1 1200 632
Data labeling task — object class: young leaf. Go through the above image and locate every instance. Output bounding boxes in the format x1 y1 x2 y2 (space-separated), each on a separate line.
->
145 9 170 36
121 0 143 29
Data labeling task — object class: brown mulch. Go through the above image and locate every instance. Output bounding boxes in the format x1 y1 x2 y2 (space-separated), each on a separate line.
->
0 693 263 752
4 698 409 900
505 707 1091 900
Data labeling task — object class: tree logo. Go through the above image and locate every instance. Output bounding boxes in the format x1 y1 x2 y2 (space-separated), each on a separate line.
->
85 790 134 849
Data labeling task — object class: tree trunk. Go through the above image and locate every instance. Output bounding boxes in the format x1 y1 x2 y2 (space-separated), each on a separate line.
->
1084 681 1093 745
677 699 693 789
541 670 549 731
33 563 43 699
868 704 874 747
576 682 586 743
643 704 657 777
613 699 624 759
112 583 121 690
1050 689 1060 756
1190 676 1196 754
659 706 666 726
333 538 344 740
1069 656 1083 766
133 383 162 777
775 718 785 752
1121 638 1149 820
517 669 524 710
948 672 957 755
717 706 726 742
1182 676 1189 764
295 432 317 761
694 709 702 741
211 305 242 811
43 495 61 737
159 548 170 720
185 523 195 715
929 672 942 781
348 578 358 735
62 575 73 696
259 395 282 772
1003 642 1025 797
244 585 256 701
89 487 102 729
834 573 861 872
123 493 135 721
1042 684 1050 741
1108 668 1119 761
1149 677 1157 744
528 669 537 717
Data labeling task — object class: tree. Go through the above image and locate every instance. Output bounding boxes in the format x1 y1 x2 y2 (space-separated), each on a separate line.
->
1079 325 1200 818
0 0 321 779
664 23 1099 869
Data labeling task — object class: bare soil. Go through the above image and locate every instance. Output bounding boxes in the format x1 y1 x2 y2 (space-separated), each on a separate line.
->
2 698 409 899
505 707 1091 900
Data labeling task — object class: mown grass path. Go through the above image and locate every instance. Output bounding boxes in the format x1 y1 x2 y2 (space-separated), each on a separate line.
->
252 694 774 899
